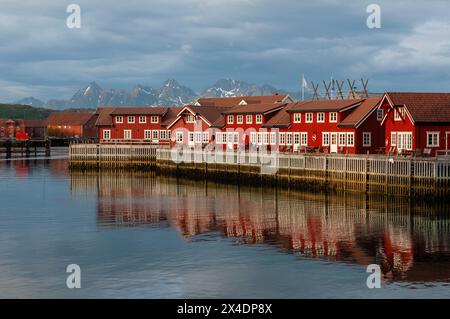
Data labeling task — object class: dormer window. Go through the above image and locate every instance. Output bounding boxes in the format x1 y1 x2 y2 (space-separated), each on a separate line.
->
394 107 405 121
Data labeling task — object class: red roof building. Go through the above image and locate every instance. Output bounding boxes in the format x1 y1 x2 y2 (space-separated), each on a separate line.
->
46 112 98 138
195 93 292 107
378 92 450 156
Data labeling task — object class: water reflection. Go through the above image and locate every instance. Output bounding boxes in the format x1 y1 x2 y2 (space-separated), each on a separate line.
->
70 170 450 284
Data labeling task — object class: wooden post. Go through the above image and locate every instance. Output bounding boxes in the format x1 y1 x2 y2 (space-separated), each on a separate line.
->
45 139 51 157
6 140 12 159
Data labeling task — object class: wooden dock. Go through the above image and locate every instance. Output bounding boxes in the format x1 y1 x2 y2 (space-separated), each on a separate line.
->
69 144 450 197
0 139 51 159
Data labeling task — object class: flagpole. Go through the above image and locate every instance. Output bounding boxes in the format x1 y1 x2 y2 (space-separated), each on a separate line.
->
302 74 305 101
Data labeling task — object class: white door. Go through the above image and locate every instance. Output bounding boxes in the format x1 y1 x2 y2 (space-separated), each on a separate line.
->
188 132 194 147
330 133 338 153
124 130 132 140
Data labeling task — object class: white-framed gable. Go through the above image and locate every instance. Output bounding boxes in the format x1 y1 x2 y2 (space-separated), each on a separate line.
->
378 93 415 126
167 106 212 129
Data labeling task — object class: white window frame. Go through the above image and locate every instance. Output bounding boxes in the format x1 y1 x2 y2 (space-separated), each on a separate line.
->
426 131 440 147
263 132 269 145
338 133 346 146
233 132 239 144
279 132 286 145
237 115 243 124
176 131 183 143
391 132 397 146
194 132 202 143
394 107 404 121
203 132 209 143
152 130 159 140
185 114 195 123
322 132 330 146
293 133 300 145
250 132 256 144
257 132 263 145
329 112 337 123
377 109 384 121
103 129 111 140
270 132 276 145
317 112 325 123
150 116 159 123
286 133 292 145
305 113 313 123
139 116 147 124
346 132 355 147
256 114 263 124
246 115 253 124
397 132 413 151
227 115 234 124
160 130 167 140
144 130 152 140
301 132 308 146
115 116 123 124
127 116 135 124
363 132 372 147
124 129 132 140
293 113 301 123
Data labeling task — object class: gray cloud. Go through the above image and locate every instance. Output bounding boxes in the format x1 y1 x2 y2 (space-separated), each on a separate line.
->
0 0 450 102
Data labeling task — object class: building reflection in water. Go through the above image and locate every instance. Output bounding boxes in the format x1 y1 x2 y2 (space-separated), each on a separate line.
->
70 170 450 283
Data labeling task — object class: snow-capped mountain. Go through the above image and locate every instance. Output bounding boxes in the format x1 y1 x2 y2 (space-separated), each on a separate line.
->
15 97 45 107
17 79 304 109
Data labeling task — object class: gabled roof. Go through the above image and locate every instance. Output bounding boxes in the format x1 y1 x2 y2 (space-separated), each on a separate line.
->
196 94 289 107
384 92 450 123
110 107 168 116
23 119 46 128
262 102 308 128
46 112 96 126
161 107 184 127
222 102 287 115
167 105 230 129
338 98 381 128
95 107 116 127
286 99 364 113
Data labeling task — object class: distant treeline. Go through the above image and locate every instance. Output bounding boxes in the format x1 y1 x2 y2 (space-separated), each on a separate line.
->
0 104 95 120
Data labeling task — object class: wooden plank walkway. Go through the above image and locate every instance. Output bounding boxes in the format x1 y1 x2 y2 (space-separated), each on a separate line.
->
69 144 450 197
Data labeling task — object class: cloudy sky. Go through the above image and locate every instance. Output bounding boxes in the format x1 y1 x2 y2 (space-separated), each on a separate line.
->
0 0 450 102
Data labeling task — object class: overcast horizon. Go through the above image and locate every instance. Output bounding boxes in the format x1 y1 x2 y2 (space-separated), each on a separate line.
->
1 0 450 102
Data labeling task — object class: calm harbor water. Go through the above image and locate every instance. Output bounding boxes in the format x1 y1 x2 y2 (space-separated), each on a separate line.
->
0 154 449 298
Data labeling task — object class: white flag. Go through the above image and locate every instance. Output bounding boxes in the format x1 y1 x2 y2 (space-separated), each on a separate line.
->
302 76 308 89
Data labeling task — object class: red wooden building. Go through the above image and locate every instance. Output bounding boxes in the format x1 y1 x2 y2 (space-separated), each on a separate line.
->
96 107 182 144
282 98 384 154
46 112 98 138
378 92 450 156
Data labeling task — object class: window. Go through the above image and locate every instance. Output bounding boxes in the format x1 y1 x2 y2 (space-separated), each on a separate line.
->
294 133 300 145
160 130 167 140
391 132 397 146
339 133 346 146
263 132 269 145
329 112 337 123
127 116 135 124
237 115 244 124
286 133 292 145
317 112 325 123
176 132 183 142
185 114 195 123
346 132 354 147
280 133 286 145
246 115 252 124
363 132 372 147
377 109 384 121
152 130 159 140
397 132 412 151
203 132 209 143
227 132 233 144
144 130 151 140
322 133 330 146
188 132 194 143
270 132 276 145
427 132 440 147
151 116 158 123
293 113 301 123
394 107 405 121
195 132 202 143
103 130 110 140
256 114 263 124
250 132 257 144
167 130 171 140
124 129 132 140
222 132 227 144
257 133 263 145
234 132 239 144
301 133 308 146
139 116 147 123
305 113 313 123
115 116 123 124
227 115 234 124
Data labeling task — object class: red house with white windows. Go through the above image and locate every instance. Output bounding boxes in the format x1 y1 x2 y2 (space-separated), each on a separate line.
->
220 102 287 149
195 94 292 107
378 92 450 156
282 98 384 154
96 107 181 144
